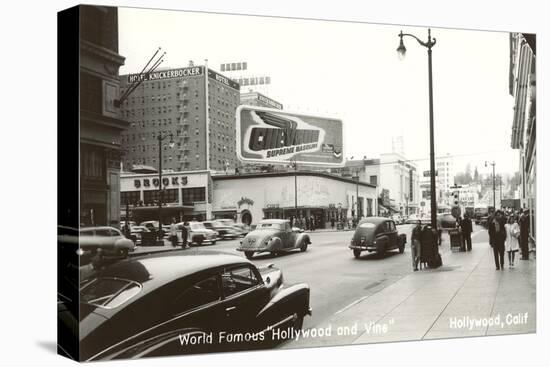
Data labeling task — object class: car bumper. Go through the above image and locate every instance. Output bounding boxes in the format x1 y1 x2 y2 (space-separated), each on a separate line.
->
349 244 378 251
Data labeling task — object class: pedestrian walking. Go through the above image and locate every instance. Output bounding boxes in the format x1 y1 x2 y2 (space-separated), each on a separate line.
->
290 216 294 228
305 216 310 231
169 218 178 247
505 215 520 268
181 221 189 248
519 209 530 260
461 214 473 251
310 215 316 231
489 210 507 270
330 216 335 230
411 220 423 271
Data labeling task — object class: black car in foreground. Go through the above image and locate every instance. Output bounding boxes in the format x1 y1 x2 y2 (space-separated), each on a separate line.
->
349 217 406 258
77 251 311 361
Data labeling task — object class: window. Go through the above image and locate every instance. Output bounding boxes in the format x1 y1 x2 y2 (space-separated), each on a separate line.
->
80 278 142 309
370 175 378 186
181 187 205 203
143 189 178 205
171 275 220 315
221 266 259 298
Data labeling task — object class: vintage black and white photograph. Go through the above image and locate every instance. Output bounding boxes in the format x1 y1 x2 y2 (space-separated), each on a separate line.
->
56 3 537 363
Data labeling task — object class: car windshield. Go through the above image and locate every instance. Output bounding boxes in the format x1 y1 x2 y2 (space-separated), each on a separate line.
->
190 223 206 230
80 278 141 309
257 222 284 230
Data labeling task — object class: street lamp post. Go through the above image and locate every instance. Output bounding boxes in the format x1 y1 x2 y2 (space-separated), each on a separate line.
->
485 161 496 210
157 132 174 241
354 169 360 219
290 159 298 220
397 28 437 229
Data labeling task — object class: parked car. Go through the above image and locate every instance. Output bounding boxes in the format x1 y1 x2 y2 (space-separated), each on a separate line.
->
79 226 135 257
237 219 311 259
179 221 218 246
405 215 420 224
393 214 406 224
348 217 406 258
438 213 457 229
77 251 312 361
203 220 240 239
129 226 151 245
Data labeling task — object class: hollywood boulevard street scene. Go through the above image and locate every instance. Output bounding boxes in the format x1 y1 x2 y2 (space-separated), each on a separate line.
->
61 5 536 361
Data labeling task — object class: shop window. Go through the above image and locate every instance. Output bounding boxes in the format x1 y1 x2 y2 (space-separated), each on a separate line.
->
181 187 206 203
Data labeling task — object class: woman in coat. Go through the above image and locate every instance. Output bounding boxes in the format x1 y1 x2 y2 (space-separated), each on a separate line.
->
505 215 520 268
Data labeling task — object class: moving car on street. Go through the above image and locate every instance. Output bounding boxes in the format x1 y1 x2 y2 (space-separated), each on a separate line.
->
237 219 311 259
438 213 457 229
203 220 240 240
179 221 218 246
79 226 135 257
349 217 406 258
77 251 312 360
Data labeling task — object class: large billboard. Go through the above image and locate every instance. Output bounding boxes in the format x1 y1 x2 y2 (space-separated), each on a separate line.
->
236 106 344 166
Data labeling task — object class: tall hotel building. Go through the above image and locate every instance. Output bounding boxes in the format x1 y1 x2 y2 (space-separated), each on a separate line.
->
119 65 241 173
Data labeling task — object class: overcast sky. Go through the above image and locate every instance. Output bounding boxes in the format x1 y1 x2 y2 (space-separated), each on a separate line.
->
119 7 518 177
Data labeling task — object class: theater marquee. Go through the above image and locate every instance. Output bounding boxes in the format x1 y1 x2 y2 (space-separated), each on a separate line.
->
236 106 344 166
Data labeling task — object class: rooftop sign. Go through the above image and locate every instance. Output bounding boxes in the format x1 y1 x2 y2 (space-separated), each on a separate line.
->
236 106 344 167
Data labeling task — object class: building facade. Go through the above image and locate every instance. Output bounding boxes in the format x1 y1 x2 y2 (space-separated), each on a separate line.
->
509 32 536 246
120 170 212 223
335 153 420 216
120 170 377 228
80 5 127 227
212 171 378 228
240 91 283 110
435 153 455 206
119 65 241 174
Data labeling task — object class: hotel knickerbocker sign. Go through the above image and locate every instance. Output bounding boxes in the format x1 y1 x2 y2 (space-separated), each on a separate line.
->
236 106 344 166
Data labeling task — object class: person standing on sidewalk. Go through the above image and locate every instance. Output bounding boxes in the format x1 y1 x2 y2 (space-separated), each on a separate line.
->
489 210 507 270
330 216 335 230
519 209 530 260
169 218 178 247
411 220 423 271
505 215 520 268
461 214 473 252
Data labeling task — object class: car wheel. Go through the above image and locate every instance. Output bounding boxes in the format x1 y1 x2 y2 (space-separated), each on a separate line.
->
300 242 308 252
244 251 254 259
399 243 405 253
119 248 129 257
291 315 304 331
211 241 217 246
353 249 361 258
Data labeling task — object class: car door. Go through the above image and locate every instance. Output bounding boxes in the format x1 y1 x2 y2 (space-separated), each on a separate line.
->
219 265 270 333
281 222 293 249
387 221 398 249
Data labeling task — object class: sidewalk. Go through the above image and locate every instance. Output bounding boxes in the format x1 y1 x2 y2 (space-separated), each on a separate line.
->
288 242 536 348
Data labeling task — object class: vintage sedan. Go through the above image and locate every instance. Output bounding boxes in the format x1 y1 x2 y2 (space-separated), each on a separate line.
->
177 221 218 246
349 217 406 258
203 220 240 239
237 219 311 259
76 251 311 361
79 226 135 257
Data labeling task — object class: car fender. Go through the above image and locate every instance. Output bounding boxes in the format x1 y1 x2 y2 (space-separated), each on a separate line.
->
398 233 407 245
264 236 283 251
256 283 311 324
296 233 311 246
115 238 134 250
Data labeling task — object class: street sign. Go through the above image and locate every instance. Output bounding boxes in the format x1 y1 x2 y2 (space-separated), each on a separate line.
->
423 170 438 177
236 105 344 166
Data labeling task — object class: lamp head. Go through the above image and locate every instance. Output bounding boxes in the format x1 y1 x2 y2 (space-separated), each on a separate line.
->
397 31 407 60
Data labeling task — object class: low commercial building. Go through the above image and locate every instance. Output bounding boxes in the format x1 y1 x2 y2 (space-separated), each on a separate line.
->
120 169 376 228
120 170 212 223
212 171 377 228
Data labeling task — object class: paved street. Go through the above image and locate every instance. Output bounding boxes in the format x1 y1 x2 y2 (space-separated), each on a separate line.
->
131 223 535 348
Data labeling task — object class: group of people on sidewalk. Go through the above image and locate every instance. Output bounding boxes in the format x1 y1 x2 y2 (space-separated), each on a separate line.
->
290 215 318 231
488 209 531 270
